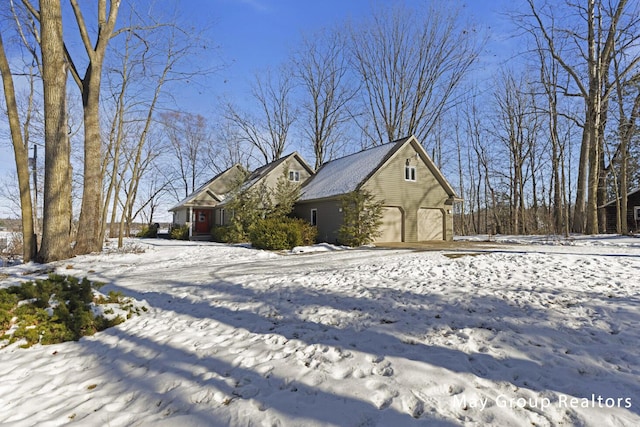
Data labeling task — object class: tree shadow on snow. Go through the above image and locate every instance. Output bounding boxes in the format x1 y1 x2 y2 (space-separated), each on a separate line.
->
85 255 640 423
76 320 459 426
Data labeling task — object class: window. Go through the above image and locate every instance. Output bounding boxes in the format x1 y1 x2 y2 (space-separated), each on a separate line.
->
220 209 225 225
635 206 640 220
289 170 300 182
405 165 416 181
310 209 317 226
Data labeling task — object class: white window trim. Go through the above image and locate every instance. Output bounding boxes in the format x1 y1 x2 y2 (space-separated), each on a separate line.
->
634 206 640 220
310 208 317 226
289 170 300 182
405 165 417 182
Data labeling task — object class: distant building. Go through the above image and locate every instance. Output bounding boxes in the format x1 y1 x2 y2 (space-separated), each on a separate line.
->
601 188 640 234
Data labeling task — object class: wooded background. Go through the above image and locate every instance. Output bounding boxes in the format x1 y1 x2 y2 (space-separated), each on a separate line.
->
1 0 639 262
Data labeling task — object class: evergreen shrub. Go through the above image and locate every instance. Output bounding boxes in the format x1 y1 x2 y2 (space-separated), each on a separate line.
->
170 224 190 240
250 217 317 250
136 223 158 238
0 275 142 348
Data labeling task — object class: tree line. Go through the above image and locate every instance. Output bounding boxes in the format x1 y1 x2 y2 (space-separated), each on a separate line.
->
1 0 639 263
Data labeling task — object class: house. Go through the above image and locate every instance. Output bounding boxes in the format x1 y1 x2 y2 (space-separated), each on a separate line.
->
212 152 315 227
293 135 459 243
602 188 640 234
168 164 245 238
169 135 460 243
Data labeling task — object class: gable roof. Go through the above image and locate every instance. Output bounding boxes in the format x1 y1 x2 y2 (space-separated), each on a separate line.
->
298 139 402 201
217 152 314 207
299 135 457 202
244 152 313 189
601 187 640 208
168 164 244 211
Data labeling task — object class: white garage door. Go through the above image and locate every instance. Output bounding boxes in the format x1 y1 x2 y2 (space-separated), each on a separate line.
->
418 208 443 241
375 207 403 243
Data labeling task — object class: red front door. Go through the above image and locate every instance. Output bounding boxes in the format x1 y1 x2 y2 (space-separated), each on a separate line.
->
194 209 211 233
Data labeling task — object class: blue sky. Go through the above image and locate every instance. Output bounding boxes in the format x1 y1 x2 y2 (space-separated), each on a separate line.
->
184 0 514 112
0 0 514 218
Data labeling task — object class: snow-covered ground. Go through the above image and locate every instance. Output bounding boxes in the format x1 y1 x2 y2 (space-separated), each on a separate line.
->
1 236 639 426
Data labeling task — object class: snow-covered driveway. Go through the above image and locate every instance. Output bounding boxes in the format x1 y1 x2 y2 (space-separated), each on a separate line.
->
1 237 639 426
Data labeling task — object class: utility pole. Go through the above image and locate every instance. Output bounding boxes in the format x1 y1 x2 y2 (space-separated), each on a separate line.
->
29 144 38 239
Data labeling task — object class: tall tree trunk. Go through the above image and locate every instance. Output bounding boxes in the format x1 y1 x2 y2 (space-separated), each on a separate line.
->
38 0 72 262
551 113 563 234
68 0 121 255
75 70 104 254
572 114 590 233
0 33 36 261
585 123 599 234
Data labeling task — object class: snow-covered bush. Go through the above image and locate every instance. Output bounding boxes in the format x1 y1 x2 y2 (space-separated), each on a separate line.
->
0 275 144 348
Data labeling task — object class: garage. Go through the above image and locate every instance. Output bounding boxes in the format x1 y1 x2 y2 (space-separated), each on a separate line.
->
418 208 444 241
375 207 403 243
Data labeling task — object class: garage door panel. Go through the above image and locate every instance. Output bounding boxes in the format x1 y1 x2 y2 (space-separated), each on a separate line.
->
418 208 443 241
375 207 402 243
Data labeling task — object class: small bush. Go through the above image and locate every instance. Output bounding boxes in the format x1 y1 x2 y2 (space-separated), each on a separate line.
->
211 223 250 243
136 223 158 238
295 218 318 246
249 217 317 250
250 218 298 250
0 275 138 348
170 224 190 240
211 225 232 243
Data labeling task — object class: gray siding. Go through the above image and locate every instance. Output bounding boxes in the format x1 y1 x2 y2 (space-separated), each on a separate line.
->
172 208 189 226
294 199 343 243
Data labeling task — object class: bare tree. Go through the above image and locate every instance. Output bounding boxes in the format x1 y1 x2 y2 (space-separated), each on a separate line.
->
117 130 163 244
100 19 214 245
348 2 481 145
0 32 36 261
462 93 502 235
135 168 170 225
491 69 540 234
611 64 640 234
64 0 122 255
20 0 123 254
225 67 296 165
32 0 72 262
534 29 570 236
210 118 252 172
161 111 212 199
292 29 356 169
525 0 640 233
453 106 468 236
